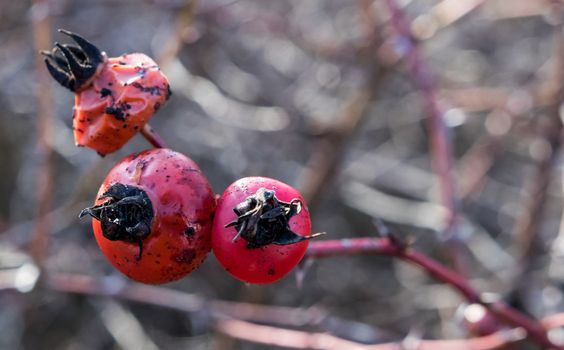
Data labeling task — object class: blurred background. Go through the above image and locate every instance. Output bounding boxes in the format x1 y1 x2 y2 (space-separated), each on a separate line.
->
0 0 563 349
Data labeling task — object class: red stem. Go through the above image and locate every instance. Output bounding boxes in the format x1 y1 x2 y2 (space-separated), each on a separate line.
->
306 238 561 349
141 123 168 149
31 0 54 270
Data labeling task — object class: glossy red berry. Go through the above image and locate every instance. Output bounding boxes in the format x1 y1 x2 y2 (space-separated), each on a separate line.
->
43 30 171 155
212 177 320 284
80 149 215 284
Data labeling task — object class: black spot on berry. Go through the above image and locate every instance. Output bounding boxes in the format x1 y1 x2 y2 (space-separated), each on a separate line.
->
100 88 112 98
131 82 161 96
184 227 195 237
105 106 125 121
177 177 191 185
173 249 196 264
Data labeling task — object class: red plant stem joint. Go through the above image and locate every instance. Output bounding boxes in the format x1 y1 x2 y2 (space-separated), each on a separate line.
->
141 124 168 149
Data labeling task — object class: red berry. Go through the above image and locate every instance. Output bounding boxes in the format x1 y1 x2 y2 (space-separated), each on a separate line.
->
80 149 215 284
212 177 320 284
43 30 171 155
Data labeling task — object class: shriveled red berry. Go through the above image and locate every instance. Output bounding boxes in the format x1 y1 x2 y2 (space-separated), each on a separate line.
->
43 30 171 155
212 177 321 284
80 149 215 284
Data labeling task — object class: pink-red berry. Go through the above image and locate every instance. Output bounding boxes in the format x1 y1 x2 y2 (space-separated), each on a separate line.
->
212 176 319 284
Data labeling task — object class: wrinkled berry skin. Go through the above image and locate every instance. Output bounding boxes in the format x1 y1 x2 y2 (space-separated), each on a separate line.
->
89 149 215 284
212 177 312 284
74 53 170 155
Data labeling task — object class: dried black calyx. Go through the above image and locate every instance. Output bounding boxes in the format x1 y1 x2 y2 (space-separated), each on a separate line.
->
79 183 153 260
225 188 321 249
42 29 106 92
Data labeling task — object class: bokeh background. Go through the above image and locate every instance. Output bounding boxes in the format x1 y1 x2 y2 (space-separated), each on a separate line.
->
0 0 563 349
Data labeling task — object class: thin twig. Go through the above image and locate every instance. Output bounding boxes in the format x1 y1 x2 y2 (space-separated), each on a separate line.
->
43 272 377 339
513 23 564 245
458 130 507 201
216 318 398 350
411 0 487 40
30 0 55 270
215 318 528 350
511 21 564 306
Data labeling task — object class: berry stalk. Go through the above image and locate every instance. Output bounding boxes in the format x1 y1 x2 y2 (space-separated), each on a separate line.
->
141 124 168 149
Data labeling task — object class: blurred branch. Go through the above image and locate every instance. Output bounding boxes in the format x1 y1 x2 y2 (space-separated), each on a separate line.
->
384 0 469 275
3 237 558 347
482 0 549 20
216 318 397 350
215 318 527 350
511 20 564 307
340 180 447 231
297 0 387 213
201 0 485 65
30 0 54 271
458 111 511 201
306 237 561 349
42 272 393 344
140 1 199 150
298 89 375 212
440 86 552 114
410 0 487 40
156 0 198 67
0 231 563 349
93 299 159 350
4 262 555 350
